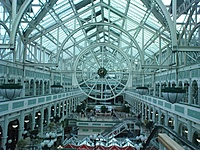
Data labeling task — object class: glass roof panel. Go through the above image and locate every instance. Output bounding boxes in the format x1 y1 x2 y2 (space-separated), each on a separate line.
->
110 0 127 14
17 0 172 62
127 3 145 24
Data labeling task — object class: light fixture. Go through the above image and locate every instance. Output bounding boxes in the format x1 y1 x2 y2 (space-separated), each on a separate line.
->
161 87 186 103
185 129 188 134
196 138 200 143
51 84 63 94
12 120 18 128
0 84 23 100
24 119 29 123
168 120 172 123
136 87 148 95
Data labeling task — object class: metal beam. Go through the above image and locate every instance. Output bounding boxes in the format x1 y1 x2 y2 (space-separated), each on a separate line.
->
142 65 176 69
0 44 13 49
23 0 58 38
131 71 154 75
24 63 58 67
50 70 155 75
176 46 200 52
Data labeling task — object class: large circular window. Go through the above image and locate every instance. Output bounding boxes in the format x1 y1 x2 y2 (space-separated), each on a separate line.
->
74 43 131 101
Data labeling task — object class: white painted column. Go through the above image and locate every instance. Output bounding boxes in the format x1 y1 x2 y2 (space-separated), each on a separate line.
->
21 68 26 97
28 80 31 96
141 103 144 121
164 111 168 126
157 108 161 124
145 105 148 120
31 108 36 130
187 120 192 141
152 106 155 121
173 115 178 133
40 106 44 136
42 80 44 95
47 105 51 124
2 115 9 150
152 74 156 96
62 101 64 120
54 104 57 117
33 79 36 96
18 111 25 140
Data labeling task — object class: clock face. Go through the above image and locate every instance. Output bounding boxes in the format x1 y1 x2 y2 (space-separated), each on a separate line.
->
97 67 107 78
74 43 131 101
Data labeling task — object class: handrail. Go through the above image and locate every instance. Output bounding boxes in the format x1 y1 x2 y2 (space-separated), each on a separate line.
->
142 125 200 150
102 119 135 138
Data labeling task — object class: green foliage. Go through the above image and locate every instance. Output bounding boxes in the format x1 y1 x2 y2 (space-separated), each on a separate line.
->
48 122 56 131
76 101 86 113
101 105 108 113
76 105 82 113
123 105 130 113
16 139 28 150
30 129 39 136
145 120 154 131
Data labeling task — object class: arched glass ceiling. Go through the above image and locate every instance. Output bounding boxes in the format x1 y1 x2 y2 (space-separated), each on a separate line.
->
21 0 170 58
18 0 172 64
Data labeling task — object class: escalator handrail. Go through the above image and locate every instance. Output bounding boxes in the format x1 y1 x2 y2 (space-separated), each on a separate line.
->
142 124 200 150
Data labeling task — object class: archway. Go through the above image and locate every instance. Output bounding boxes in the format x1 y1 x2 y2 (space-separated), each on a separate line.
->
7 120 19 150
193 131 200 147
155 111 158 124
168 117 173 129
160 114 165 125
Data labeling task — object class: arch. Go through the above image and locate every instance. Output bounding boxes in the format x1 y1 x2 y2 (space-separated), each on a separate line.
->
155 110 159 123
179 123 188 139
178 80 183 86
150 108 153 120
146 106 149 120
10 0 32 48
168 117 173 129
160 113 165 125
43 108 48 126
155 0 177 48
30 79 34 96
57 22 142 63
0 21 10 36
188 22 200 43
35 111 41 129
192 131 200 147
24 114 32 131
7 119 19 150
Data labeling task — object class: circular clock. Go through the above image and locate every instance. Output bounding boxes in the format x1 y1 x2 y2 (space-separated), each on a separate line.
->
74 43 131 101
97 67 107 78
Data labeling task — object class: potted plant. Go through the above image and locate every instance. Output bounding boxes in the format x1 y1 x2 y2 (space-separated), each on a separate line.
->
16 139 28 150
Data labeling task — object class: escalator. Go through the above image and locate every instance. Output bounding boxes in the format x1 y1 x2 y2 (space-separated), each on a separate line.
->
142 125 200 150
101 119 136 139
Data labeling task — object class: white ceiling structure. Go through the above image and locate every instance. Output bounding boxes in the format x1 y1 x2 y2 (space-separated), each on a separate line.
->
0 0 199 100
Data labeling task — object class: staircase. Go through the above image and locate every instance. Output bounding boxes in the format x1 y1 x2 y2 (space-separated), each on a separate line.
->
101 119 136 139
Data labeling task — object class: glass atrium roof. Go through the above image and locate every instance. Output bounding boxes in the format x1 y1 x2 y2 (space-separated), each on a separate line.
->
19 0 173 63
